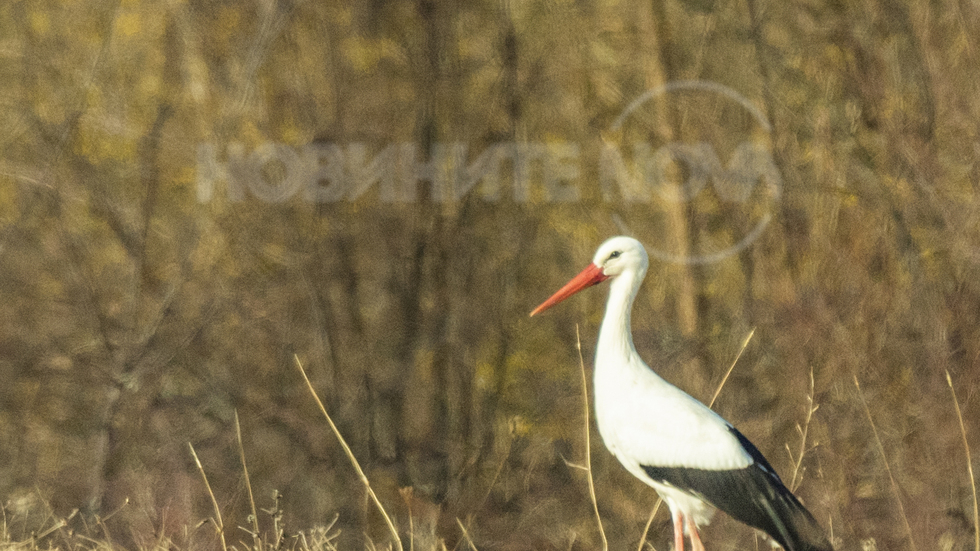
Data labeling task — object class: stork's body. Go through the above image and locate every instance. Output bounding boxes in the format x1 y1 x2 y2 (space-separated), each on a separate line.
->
531 236 831 551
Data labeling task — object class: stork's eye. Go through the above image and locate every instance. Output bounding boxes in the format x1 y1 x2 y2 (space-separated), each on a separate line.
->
608 251 621 260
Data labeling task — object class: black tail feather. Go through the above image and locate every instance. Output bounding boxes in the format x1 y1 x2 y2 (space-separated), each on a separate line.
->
728 427 832 551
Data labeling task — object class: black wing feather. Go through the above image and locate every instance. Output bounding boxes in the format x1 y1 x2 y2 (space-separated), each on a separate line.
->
641 427 832 551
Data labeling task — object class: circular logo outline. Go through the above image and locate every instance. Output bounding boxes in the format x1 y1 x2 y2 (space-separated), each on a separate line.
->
610 80 780 265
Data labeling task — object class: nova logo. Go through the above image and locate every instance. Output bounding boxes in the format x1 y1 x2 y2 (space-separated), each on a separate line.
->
601 80 781 264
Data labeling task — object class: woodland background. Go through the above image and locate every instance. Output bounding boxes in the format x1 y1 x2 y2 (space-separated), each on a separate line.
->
2 0 980 550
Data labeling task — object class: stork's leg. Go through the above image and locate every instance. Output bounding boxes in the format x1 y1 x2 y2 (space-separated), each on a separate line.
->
684 515 705 551
671 510 685 551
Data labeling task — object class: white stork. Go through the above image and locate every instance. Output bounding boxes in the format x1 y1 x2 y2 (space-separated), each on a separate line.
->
531 236 832 551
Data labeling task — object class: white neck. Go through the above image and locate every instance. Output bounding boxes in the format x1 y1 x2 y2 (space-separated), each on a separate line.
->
595 267 645 368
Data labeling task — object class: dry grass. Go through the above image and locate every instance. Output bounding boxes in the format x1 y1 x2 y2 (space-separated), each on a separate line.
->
947 371 980 551
188 442 227 551
854 374 917 551
294 355 402 551
3 333 977 551
0 491 342 551
572 324 607 551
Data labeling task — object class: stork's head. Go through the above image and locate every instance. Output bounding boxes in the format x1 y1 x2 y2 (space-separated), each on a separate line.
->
591 236 649 278
530 236 649 316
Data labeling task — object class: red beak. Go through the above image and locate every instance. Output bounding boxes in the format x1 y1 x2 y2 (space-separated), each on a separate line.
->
530 263 610 316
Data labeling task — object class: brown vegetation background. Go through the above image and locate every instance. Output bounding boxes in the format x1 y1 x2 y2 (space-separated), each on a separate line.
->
1 1 979 550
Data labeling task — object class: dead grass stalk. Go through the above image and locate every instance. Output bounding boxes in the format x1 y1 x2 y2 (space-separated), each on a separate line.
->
294 354 403 551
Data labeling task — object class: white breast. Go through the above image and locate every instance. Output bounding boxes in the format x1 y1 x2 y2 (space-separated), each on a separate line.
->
593 354 753 474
